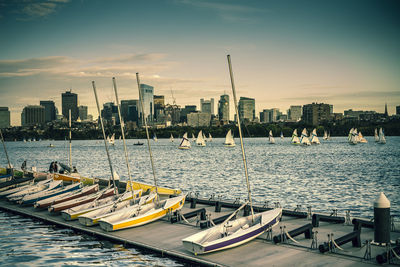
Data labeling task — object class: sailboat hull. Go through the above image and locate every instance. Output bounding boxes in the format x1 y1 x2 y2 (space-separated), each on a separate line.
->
182 208 282 255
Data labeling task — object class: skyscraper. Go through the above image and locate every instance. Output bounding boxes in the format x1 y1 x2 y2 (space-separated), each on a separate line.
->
139 84 154 124
200 98 214 115
78 105 88 121
21 105 45 126
218 94 229 122
238 97 255 122
153 95 165 121
101 102 119 125
121 100 139 122
40 100 56 122
302 103 331 125
288 105 302 121
62 90 78 121
260 109 272 123
0 107 11 128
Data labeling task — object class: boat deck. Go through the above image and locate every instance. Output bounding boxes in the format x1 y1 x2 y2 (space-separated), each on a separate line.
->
0 197 399 266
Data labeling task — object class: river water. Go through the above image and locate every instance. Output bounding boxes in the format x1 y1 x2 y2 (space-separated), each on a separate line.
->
1 136 399 265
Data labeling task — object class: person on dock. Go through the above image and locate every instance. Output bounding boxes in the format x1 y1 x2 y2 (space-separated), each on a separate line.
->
21 160 27 171
49 161 54 173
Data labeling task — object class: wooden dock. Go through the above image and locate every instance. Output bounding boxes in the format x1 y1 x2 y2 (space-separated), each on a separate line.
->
1 197 399 266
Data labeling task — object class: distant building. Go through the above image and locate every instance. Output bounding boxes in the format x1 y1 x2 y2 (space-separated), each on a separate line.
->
62 90 78 121
139 84 154 124
200 98 214 115
238 97 255 122
187 112 211 127
288 105 302 121
302 103 331 125
101 102 119 125
260 109 272 123
121 100 138 122
344 109 376 120
40 100 56 122
0 107 11 128
164 104 180 125
153 95 165 121
396 105 400 115
180 105 197 123
218 94 229 122
21 105 45 126
78 105 88 121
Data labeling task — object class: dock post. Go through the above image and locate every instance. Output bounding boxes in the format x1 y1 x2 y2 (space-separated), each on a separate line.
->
374 192 391 245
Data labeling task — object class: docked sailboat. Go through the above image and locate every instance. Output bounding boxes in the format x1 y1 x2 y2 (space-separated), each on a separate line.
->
378 128 386 144
310 129 320 144
182 55 282 255
358 132 368 143
98 73 186 231
291 129 300 145
374 128 379 142
178 132 191 150
20 181 81 205
6 179 60 202
268 130 275 144
196 130 206 147
224 129 235 147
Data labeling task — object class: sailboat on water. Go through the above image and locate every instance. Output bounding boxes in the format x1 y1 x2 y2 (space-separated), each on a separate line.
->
358 132 368 143
300 128 311 146
153 133 158 142
323 130 328 140
348 128 358 145
310 129 320 144
191 133 196 142
224 129 235 147
378 128 386 144
268 130 275 144
196 130 206 147
178 132 191 150
291 129 300 145
170 133 174 142
182 55 282 255
208 133 213 142
108 133 115 146
374 128 379 142
280 131 284 139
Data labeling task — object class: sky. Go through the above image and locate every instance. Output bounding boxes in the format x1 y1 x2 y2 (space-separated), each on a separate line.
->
0 0 399 126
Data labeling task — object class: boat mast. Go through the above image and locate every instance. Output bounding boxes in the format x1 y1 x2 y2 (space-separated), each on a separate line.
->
136 73 159 204
69 109 72 170
92 81 118 195
227 55 254 221
112 77 135 198
0 129 11 169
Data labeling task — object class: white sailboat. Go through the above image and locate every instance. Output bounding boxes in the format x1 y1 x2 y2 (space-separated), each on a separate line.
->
170 133 174 142
323 130 328 140
374 128 379 142
310 128 320 144
196 130 206 147
208 133 213 142
300 128 311 146
153 133 158 142
378 128 386 144
291 129 300 145
182 55 282 255
280 131 284 139
348 128 358 145
224 129 235 147
268 130 275 144
191 133 196 142
358 132 368 143
108 133 115 146
178 132 191 150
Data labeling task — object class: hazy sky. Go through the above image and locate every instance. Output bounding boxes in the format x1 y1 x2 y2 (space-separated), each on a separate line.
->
0 0 399 125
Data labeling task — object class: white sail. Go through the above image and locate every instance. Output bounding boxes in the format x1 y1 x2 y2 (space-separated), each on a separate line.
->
191 133 196 142
268 130 275 144
348 128 358 145
358 132 368 143
300 128 311 146
378 128 386 144
224 129 235 147
108 133 115 145
280 131 284 139
153 133 158 142
323 130 328 140
291 129 300 144
170 134 174 142
374 128 379 142
310 128 320 144
196 130 206 146
208 133 213 142
178 132 191 149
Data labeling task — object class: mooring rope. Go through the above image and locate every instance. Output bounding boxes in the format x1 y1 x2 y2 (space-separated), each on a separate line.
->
392 248 400 260
284 229 299 244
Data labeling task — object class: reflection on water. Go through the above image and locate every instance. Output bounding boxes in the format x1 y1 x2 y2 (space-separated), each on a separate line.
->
0 136 399 264
0 211 183 266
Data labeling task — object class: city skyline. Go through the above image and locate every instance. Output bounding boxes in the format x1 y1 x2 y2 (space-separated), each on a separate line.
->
0 0 399 126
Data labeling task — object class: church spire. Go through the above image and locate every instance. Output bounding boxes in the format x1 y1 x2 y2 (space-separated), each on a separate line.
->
384 103 388 117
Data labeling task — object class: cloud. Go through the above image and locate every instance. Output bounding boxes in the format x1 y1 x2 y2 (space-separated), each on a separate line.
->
176 0 267 23
92 53 168 64
0 0 70 20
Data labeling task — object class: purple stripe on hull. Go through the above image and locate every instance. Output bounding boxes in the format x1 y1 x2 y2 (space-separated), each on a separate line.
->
204 216 278 252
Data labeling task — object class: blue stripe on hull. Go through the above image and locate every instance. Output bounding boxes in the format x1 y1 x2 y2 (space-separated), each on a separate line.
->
204 217 278 252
